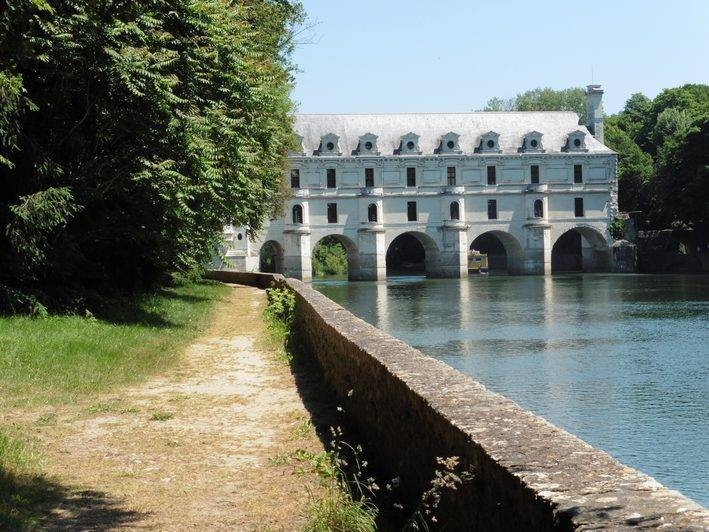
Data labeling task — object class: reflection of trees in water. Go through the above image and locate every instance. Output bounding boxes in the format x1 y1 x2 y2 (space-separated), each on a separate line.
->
386 234 425 275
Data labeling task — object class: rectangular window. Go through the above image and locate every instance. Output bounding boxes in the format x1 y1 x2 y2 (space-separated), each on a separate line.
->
327 202 338 223
365 167 374 188
327 168 336 188
407 201 417 222
487 165 497 185
574 164 583 183
290 169 300 188
574 197 584 217
447 166 456 186
487 199 498 220
406 167 416 187
530 165 539 184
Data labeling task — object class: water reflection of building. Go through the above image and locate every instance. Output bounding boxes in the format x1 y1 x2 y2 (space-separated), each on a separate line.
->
223 86 617 281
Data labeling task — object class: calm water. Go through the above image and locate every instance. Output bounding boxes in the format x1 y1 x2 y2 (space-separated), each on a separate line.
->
313 274 709 506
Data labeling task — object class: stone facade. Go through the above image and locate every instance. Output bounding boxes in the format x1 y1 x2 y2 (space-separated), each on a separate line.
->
223 86 618 281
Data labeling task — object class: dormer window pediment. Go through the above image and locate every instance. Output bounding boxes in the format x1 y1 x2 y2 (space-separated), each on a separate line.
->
438 132 462 154
290 134 306 156
564 130 588 152
397 132 421 155
476 131 501 153
522 131 545 153
356 133 380 156
317 133 341 156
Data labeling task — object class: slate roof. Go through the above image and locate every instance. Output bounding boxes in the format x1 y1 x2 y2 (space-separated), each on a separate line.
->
294 112 612 156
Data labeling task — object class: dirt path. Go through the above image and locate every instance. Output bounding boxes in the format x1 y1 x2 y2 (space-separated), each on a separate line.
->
25 284 327 530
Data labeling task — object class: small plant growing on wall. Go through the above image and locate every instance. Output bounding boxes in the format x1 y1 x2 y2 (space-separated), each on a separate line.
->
263 284 296 362
609 218 627 240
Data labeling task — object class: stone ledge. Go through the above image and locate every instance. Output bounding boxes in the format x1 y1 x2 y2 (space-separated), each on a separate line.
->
205 270 708 530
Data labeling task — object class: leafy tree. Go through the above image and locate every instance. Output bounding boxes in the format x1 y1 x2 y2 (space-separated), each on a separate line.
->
312 237 348 277
0 0 304 311
604 117 654 214
483 87 587 122
652 113 709 229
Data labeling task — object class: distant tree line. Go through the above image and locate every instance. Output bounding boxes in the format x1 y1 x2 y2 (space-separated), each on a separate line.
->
0 0 304 313
483 85 709 232
312 236 347 277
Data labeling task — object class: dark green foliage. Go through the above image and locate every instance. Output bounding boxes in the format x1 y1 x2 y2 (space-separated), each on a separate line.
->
604 117 654 214
312 236 348 277
608 84 709 229
0 0 303 311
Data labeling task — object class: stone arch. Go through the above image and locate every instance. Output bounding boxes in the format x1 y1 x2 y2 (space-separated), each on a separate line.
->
552 226 611 273
469 230 524 274
386 231 441 277
311 234 362 280
259 240 284 274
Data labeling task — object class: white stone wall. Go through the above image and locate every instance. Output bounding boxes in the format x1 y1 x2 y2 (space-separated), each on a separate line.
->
224 146 617 280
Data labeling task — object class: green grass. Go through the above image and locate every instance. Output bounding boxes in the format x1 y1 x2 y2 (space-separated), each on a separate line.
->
0 281 228 408
0 280 227 529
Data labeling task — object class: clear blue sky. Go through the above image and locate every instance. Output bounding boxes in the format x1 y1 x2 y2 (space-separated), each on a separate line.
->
291 0 709 115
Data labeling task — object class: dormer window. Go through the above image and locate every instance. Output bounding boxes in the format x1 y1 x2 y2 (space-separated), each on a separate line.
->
564 130 588 152
357 133 380 156
318 133 341 156
438 132 462 154
398 132 421 155
477 131 501 153
522 131 544 153
290 134 306 156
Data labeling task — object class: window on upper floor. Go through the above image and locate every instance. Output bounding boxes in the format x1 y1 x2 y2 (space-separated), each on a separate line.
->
487 165 497 185
292 204 303 224
574 197 584 217
327 168 336 188
574 164 583 183
487 199 498 220
327 202 338 223
450 201 460 221
534 199 543 218
407 201 417 222
447 167 456 186
368 203 378 223
407 167 416 187
290 169 300 188
365 167 374 188
531 165 539 184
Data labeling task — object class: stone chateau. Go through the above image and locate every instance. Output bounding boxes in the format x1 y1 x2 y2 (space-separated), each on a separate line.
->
222 85 617 281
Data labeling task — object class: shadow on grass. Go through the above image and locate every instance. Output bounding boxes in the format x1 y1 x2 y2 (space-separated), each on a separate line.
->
90 300 177 328
287 346 399 530
0 470 145 531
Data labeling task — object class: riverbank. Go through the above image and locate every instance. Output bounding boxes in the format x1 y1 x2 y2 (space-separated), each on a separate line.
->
0 283 330 529
207 270 709 530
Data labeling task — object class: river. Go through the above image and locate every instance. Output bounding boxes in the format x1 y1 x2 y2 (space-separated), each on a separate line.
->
313 274 709 507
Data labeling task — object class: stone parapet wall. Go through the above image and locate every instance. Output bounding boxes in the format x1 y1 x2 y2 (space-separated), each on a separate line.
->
205 270 708 530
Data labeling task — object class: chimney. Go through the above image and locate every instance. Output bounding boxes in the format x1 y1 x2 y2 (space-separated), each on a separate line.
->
586 84 604 144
